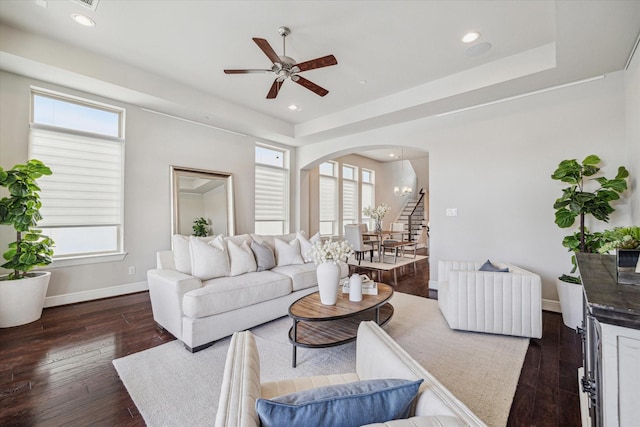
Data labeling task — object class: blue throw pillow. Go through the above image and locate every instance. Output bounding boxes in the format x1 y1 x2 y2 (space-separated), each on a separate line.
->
255 378 423 427
479 260 509 272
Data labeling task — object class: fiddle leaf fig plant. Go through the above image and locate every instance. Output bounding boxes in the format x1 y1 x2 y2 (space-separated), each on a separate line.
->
0 160 55 280
552 155 629 252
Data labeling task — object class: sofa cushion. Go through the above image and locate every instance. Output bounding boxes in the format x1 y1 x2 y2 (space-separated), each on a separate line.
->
251 233 297 251
297 231 321 263
275 238 305 267
362 416 468 427
182 271 292 318
271 263 318 291
227 239 257 276
255 379 423 427
251 240 276 272
189 235 230 280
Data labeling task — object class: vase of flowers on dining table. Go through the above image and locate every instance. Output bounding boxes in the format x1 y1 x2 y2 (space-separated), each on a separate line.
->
363 204 390 233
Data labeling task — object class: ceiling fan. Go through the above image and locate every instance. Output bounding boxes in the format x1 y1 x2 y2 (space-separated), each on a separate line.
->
224 26 337 99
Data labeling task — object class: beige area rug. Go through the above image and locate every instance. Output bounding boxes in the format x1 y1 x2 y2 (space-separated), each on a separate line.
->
113 293 528 427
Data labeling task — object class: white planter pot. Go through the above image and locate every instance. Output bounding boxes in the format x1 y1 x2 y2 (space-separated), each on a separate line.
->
316 262 341 305
555 277 583 330
0 271 51 328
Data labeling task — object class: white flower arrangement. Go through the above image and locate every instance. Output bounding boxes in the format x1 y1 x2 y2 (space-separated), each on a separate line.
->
310 238 354 265
363 204 390 220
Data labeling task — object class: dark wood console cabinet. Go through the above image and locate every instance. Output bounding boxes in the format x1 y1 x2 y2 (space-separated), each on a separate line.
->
577 253 640 427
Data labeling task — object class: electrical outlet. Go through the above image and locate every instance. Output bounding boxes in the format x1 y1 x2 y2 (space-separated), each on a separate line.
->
446 208 458 217
128 266 136 275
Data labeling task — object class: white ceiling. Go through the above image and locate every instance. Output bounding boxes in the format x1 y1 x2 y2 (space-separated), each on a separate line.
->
0 0 639 160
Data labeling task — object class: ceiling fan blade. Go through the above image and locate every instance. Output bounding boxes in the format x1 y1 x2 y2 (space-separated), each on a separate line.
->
294 55 338 72
292 75 329 97
253 38 281 65
266 79 284 99
224 69 271 74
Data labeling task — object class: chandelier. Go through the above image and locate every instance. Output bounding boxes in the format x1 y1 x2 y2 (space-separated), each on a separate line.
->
394 148 413 197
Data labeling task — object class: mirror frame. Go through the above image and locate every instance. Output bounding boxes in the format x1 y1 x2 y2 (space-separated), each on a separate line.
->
170 166 235 237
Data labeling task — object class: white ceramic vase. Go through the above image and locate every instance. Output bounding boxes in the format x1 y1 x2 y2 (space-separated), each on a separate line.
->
316 261 341 305
0 271 51 328
349 273 363 302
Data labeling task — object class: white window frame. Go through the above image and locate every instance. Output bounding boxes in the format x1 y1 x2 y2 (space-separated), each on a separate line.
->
255 144 290 235
29 88 126 267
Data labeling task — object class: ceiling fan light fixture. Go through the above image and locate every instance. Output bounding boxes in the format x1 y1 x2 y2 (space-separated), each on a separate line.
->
462 32 480 43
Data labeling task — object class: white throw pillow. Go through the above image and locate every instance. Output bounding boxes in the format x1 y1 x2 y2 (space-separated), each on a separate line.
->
172 234 192 274
297 231 321 263
173 234 216 275
227 239 257 276
189 235 230 280
274 237 304 267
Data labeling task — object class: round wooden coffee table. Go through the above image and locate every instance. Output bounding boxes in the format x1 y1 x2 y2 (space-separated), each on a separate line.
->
288 283 394 367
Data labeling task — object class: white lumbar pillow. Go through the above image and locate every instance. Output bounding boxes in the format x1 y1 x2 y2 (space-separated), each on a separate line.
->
274 237 304 267
173 234 192 274
189 235 230 280
296 231 321 263
227 239 257 277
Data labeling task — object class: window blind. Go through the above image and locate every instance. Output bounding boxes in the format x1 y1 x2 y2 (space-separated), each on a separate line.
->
343 179 357 221
362 182 374 216
319 175 338 222
29 128 123 227
255 165 287 221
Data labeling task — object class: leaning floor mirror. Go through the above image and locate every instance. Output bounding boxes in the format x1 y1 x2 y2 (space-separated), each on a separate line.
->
171 166 235 237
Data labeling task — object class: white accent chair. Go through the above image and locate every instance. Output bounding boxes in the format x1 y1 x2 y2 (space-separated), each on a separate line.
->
437 260 542 339
215 321 486 427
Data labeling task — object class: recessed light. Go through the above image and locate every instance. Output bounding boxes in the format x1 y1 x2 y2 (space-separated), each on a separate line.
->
288 104 299 111
462 32 480 43
71 13 96 27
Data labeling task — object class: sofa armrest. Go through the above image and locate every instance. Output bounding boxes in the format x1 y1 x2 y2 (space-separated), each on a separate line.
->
215 331 262 427
355 322 486 426
147 269 201 340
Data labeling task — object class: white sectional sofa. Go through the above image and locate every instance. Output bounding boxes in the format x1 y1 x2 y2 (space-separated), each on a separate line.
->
147 232 348 352
437 259 542 339
215 321 487 427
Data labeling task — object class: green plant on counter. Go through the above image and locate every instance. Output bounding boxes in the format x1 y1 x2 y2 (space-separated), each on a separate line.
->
192 217 210 237
598 226 640 253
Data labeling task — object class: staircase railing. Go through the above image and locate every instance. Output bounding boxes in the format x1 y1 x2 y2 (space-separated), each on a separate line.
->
407 188 425 241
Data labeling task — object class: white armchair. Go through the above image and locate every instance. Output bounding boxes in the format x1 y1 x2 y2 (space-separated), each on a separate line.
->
437 260 542 339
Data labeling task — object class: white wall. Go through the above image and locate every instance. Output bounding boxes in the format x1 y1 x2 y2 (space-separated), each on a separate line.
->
298 71 634 304
626 46 640 224
0 71 256 301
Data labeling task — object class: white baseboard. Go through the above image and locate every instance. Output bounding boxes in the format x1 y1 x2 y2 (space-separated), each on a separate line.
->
542 298 562 313
44 281 149 308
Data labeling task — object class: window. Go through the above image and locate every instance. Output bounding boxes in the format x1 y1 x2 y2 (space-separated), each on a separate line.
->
255 145 289 234
342 164 358 226
361 168 375 226
319 161 338 236
29 89 125 259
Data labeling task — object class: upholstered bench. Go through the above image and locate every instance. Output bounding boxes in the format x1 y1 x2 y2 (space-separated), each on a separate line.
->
215 321 486 427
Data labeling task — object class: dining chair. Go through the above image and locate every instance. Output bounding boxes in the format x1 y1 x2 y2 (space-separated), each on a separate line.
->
344 224 375 265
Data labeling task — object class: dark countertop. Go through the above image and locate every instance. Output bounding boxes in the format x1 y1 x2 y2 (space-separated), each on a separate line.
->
577 252 640 330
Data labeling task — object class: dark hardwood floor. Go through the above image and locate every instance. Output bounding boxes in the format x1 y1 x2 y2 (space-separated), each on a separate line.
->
0 250 582 426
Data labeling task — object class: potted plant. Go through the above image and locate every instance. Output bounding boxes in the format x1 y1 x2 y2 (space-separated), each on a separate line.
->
0 159 55 328
192 217 210 237
551 154 629 329
599 226 640 284
310 238 353 305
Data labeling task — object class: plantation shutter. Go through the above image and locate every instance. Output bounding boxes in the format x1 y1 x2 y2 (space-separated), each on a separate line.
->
255 165 287 221
29 128 123 227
